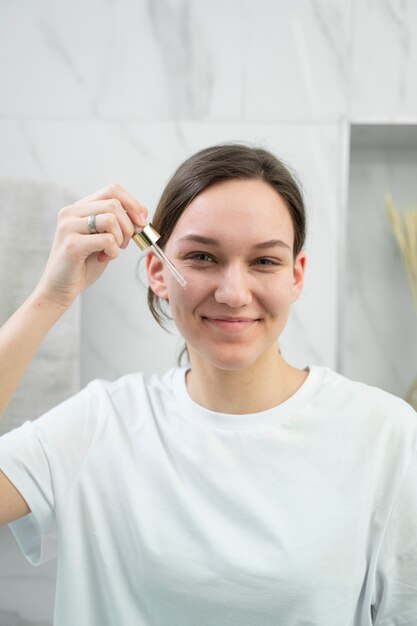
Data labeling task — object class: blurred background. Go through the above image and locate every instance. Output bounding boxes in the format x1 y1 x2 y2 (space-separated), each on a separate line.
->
0 0 416 623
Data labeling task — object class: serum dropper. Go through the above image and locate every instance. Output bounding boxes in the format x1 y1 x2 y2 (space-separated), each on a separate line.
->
132 223 187 289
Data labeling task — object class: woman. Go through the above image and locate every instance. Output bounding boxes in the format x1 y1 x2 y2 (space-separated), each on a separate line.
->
0 144 416 625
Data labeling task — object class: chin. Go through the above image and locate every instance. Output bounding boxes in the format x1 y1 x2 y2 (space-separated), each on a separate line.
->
192 344 262 372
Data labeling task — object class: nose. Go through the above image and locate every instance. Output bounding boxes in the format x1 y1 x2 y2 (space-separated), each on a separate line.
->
214 262 253 308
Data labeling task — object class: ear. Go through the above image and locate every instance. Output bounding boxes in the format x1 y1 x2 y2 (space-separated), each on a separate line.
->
146 251 169 300
291 250 306 303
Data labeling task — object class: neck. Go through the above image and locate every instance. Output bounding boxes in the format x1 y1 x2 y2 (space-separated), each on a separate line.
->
185 349 308 414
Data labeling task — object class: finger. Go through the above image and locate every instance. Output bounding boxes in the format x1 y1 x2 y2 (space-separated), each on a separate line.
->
73 200 136 245
81 232 120 259
74 183 148 226
79 212 124 247
71 199 147 247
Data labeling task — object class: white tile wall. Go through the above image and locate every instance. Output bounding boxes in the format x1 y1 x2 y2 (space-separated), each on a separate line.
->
350 0 417 121
0 0 351 122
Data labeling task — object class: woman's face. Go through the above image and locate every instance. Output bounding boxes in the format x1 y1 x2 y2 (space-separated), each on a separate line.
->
147 178 306 371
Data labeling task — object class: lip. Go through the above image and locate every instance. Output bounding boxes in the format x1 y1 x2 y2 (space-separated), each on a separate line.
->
202 316 259 332
205 316 257 322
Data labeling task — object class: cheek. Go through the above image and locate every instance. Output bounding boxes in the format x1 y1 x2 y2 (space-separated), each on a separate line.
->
168 280 206 320
259 280 290 308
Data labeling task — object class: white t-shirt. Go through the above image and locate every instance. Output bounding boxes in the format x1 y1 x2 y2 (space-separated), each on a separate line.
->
0 365 416 626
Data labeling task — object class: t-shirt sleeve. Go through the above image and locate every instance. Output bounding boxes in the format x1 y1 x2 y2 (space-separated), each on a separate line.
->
372 445 417 624
0 379 107 566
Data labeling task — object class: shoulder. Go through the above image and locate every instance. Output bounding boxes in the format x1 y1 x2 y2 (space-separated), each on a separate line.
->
313 365 417 435
83 366 185 414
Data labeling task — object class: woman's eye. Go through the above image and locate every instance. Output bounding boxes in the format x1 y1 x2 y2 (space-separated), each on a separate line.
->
188 252 211 261
255 258 281 266
185 254 281 266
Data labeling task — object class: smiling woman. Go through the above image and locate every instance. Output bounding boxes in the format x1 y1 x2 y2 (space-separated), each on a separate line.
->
145 144 306 328
0 143 416 626
145 173 307 412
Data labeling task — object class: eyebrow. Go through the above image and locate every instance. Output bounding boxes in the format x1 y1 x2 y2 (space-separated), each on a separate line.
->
178 234 291 250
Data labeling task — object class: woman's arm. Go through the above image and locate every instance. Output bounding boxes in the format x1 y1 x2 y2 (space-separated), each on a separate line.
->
0 469 30 524
0 289 67 419
0 183 147 419
0 292 56 523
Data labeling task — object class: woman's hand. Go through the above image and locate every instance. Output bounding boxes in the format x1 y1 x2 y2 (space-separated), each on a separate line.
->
35 184 148 310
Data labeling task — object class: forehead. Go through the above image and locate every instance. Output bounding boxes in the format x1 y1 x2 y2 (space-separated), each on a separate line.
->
172 179 294 237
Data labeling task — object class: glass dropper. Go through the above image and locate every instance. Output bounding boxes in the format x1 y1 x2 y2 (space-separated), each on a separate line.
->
132 224 187 289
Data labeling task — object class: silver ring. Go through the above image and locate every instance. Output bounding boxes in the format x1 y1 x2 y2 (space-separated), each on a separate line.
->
87 214 98 234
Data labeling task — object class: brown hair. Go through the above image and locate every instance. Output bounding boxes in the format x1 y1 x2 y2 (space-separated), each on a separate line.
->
140 142 307 364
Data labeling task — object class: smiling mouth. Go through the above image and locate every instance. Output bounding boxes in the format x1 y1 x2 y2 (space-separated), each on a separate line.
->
202 317 260 332
203 315 260 321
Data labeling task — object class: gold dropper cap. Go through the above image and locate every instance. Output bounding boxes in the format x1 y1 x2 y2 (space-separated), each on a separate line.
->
131 222 187 288
132 223 161 250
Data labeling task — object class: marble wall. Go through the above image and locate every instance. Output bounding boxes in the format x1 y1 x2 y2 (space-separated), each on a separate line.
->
0 1 416 624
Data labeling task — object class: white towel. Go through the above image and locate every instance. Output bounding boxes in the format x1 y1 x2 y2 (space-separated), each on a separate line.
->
0 179 80 435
